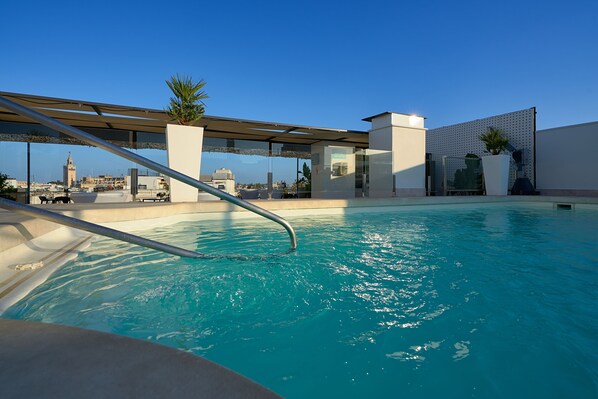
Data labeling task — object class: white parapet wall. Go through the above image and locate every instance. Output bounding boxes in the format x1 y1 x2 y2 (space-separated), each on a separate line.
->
165 124 204 202
536 121 598 196
366 113 426 197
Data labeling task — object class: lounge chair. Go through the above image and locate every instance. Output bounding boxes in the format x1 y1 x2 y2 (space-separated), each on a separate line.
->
39 196 50 204
141 195 170 203
52 196 72 204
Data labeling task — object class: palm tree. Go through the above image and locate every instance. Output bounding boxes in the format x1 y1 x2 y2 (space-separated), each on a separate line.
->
480 127 509 155
165 74 208 125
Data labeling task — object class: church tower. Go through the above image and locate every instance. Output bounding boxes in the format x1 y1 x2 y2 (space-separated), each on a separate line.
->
63 152 77 188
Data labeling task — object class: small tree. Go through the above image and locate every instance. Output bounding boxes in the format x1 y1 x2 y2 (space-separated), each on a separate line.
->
0 173 8 192
0 173 17 200
165 74 208 125
480 127 509 155
300 162 311 192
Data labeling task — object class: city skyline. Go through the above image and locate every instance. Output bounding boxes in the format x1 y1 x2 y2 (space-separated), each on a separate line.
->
0 142 307 185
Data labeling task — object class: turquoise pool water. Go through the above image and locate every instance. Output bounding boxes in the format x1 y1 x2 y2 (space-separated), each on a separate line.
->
5 204 598 398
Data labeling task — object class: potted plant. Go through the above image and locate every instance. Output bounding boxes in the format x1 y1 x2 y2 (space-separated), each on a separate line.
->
480 127 510 195
164 74 208 202
166 74 208 125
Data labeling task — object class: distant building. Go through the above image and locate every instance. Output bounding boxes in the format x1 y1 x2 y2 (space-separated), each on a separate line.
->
124 175 168 191
63 152 76 188
80 175 125 191
200 168 236 195
5 178 17 188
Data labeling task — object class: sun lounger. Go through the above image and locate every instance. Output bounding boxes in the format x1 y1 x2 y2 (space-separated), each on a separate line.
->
52 196 72 204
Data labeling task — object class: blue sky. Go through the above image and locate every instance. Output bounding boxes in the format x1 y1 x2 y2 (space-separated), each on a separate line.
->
1 0 597 182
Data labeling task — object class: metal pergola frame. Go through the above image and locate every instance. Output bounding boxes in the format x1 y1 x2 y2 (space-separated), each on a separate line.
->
0 91 369 148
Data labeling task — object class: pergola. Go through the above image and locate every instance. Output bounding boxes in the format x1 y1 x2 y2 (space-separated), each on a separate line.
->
0 92 369 156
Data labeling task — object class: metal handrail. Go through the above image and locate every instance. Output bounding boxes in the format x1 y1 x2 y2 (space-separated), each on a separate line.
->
0 197 205 258
0 96 297 253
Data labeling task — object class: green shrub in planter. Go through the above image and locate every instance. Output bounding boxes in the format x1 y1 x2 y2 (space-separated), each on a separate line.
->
480 127 509 155
165 74 208 125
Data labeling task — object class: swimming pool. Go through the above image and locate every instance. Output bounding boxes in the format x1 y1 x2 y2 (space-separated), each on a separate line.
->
4 204 598 398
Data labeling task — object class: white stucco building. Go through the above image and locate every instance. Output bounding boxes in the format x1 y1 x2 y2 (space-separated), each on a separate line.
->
200 168 236 196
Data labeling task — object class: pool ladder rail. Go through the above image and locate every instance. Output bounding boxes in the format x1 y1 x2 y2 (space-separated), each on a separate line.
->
0 95 297 257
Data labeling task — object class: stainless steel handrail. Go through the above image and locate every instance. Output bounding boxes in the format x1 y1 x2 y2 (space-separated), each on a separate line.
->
0 96 297 252
0 197 205 258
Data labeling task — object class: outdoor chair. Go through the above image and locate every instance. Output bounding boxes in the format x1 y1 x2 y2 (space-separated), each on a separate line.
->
39 196 50 204
52 196 71 204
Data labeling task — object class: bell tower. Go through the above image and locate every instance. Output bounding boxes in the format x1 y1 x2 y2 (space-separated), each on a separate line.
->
63 152 77 188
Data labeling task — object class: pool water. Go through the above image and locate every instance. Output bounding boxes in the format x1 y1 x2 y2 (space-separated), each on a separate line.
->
5 204 598 398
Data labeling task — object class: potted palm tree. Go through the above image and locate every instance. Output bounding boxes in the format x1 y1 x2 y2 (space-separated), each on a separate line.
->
480 127 510 195
164 74 208 202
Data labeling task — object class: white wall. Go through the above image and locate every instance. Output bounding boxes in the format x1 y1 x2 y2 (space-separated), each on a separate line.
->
368 113 426 197
536 121 598 196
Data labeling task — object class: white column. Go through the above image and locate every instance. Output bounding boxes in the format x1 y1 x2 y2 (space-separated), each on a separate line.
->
366 112 426 197
165 124 204 202
311 143 355 199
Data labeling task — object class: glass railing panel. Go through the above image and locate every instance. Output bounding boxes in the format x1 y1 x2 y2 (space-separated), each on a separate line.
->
362 149 392 198
0 141 26 202
311 146 356 199
440 155 483 196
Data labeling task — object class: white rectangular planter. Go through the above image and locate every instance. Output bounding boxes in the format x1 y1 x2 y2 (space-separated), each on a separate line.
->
482 154 510 195
165 124 204 202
